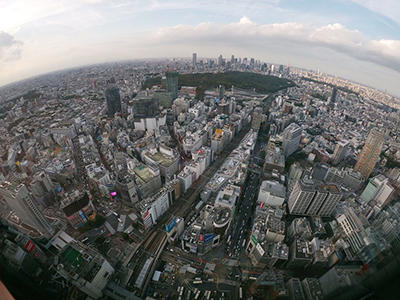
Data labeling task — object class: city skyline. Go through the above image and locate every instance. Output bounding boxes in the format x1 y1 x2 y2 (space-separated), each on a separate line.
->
1 0 400 97
0 56 399 300
1 1 400 299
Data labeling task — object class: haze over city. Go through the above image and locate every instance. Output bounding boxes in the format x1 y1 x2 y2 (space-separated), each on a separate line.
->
1 0 400 96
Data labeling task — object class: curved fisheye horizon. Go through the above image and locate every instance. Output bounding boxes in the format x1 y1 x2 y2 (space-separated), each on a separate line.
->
1 1 400 300
1 0 400 97
0 54 397 98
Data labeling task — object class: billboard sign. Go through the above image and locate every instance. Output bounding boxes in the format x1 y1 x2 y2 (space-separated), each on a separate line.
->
204 233 214 243
165 218 176 233
256 243 265 256
79 211 87 221
24 240 35 253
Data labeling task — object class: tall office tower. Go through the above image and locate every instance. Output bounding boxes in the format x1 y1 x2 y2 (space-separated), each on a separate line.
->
132 96 160 118
0 183 54 236
288 162 303 194
360 174 394 208
105 86 122 117
250 58 255 67
315 185 342 216
217 85 225 99
217 54 223 66
329 87 337 105
288 178 316 215
336 207 372 258
192 53 197 68
332 140 349 165
354 128 384 179
166 70 179 99
289 178 341 216
282 123 302 157
231 54 235 64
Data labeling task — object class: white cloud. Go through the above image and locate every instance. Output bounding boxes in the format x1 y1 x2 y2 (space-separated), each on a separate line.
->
351 0 400 25
149 17 400 73
0 31 23 61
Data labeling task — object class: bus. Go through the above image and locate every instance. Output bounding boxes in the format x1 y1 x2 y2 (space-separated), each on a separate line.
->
179 286 184 297
194 290 201 300
193 280 202 284
239 287 243 299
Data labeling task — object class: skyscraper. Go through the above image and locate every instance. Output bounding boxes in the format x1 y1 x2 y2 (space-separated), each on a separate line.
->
360 174 394 208
282 123 302 157
217 54 223 66
217 85 225 99
132 96 160 118
288 178 341 216
328 87 338 108
0 183 54 236
192 53 197 68
105 86 122 117
332 140 349 165
166 70 179 99
354 128 384 179
288 178 316 215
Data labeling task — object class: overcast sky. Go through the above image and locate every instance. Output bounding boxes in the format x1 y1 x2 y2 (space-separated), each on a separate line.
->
1 0 400 96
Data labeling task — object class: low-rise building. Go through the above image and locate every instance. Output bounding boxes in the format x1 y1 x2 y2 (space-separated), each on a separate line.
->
54 242 114 299
257 180 286 207
61 192 96 229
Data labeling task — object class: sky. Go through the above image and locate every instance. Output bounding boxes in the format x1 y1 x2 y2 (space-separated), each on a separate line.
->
1 0 400 96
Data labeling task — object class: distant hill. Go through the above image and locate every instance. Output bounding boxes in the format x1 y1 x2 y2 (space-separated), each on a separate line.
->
143 71 295 99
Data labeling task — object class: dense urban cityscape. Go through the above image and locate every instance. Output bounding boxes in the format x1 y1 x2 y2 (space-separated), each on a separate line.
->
0 54 399 300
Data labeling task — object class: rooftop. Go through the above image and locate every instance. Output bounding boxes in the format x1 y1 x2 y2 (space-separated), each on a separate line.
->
134 164 156 183
145 151 175 167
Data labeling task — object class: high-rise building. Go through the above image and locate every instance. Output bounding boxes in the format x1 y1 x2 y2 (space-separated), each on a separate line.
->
360 174 394 208
105 86 122 117
132 96 160 118
316 185 342 216
288 178 341 216
282 123 302 157
360 174 386 203
328 87 337 108
288 162 304 194
354 128 384 179
288 178 316 215
252 107 265 130
332 140 349 165
217 54 223 66
0 183 54 236
217 85 225 99
115 171 138 204
192 53 197 67
165 70 179 99
287 278 306 300
343 169 364 191
336 207 375 260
